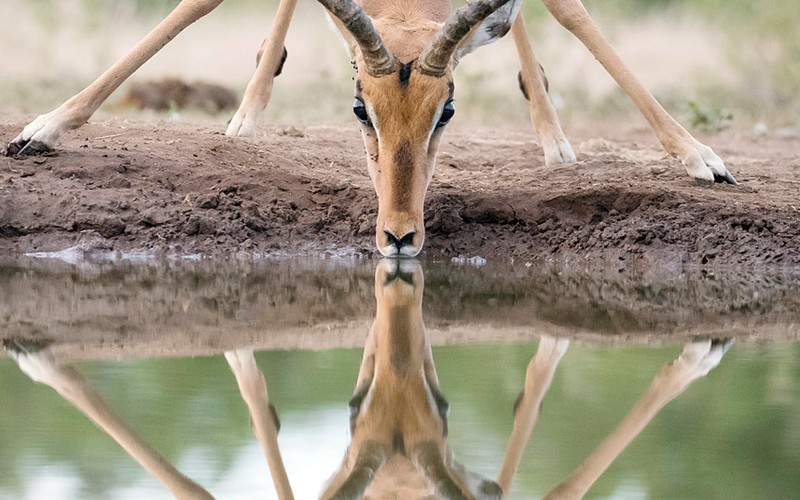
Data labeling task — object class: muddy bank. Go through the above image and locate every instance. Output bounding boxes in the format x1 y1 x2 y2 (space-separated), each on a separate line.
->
1 117 799 268
1 258 798 362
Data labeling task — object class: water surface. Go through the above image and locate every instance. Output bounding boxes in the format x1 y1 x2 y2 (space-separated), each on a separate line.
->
1 258 798 499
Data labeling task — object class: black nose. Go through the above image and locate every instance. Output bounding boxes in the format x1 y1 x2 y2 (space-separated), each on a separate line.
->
384 230 415 250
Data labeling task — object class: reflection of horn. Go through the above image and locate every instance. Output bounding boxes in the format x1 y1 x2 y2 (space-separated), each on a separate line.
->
413 442 471 499
225 349 294 500
324 441 387 499
418 0 515 76
8 344 212 499
315 0 396 76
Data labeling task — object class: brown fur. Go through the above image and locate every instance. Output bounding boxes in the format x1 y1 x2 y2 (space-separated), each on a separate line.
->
321 262 493 498
355 30 452 252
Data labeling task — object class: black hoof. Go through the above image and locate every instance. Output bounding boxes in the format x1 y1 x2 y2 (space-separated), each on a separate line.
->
4 139 53 157
2 338 50 355
713 171 738 185
4 141 21 156
710 337 735 354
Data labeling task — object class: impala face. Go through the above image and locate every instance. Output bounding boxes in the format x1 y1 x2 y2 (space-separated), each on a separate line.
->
354 61 455 257
324 0 522 257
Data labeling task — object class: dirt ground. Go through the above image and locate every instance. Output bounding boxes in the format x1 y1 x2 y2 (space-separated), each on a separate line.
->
1 116 798 269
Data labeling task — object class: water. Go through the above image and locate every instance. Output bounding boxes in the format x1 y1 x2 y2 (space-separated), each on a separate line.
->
1 258 798 499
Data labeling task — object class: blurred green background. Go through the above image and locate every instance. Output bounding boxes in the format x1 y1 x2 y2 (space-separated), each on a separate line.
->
1 0 797 132
1 341 799 498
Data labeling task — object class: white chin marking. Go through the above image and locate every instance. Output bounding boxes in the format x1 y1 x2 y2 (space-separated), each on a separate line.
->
379 246 419 257
399 246 420 257
381 245 399 257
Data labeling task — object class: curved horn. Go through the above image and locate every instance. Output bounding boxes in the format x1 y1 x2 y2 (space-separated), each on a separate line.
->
327 441 386 499
414 442 468 499
316 0 397 76
418 0 514 77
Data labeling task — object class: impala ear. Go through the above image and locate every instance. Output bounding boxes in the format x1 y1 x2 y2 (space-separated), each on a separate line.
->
454 0 522 63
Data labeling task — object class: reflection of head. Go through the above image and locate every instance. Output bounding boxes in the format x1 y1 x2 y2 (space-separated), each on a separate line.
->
321 259 502 499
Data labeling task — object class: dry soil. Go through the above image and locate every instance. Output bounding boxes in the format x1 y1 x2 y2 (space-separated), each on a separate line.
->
1 116 799 269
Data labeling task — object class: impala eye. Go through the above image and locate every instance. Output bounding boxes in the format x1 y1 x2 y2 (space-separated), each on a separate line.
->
437 101 455 127
353 98 371 125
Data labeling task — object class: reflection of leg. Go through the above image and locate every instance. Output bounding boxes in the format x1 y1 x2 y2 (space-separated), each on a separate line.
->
6 0 225 156
544 339 732 499
511 16 575 166
540 0 736 184
225 349 294 500
497 336 569 493
8 344 211 499
226 0 299 137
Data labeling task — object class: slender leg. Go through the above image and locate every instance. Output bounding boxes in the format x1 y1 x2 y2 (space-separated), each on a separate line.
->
511 16 576 166
225 349 294 500
226 0 299 138
497 336 569 494
544 339 732 499
541 0 737 184
7 344 212 499
6 0 226 156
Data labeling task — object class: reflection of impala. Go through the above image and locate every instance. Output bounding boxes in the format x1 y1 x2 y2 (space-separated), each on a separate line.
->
322 259 504 498
5 260 731 498
324 260 732 498
6 0 737 256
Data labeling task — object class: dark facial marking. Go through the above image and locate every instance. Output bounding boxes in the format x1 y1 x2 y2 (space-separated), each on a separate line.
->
355 79 363 94
392 431 406 455
398 62 413 87
389 307 411 376
429 385 450 436
348 377 372 433
447 81 454 101
391 140 414 209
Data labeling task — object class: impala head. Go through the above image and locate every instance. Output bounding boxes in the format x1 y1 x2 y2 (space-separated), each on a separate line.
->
320 0 521 257
321 259 503 499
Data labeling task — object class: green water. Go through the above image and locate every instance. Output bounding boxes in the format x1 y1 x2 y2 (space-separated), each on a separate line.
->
1 258 798 499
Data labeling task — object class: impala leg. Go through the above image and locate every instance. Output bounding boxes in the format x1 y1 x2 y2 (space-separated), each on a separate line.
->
496 336 569 494
6 343 212 499
5 0 226 157
540 0 737 184
225 349 294 500
226 0 299 138
544 339 732 499
511 17 576 166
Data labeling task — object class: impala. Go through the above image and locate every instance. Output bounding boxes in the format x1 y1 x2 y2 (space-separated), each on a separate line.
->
5 0 738 255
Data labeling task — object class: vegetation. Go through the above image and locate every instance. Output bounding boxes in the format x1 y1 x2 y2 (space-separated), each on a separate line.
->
3 0 797 129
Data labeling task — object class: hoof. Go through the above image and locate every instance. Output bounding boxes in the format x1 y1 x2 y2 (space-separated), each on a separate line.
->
710 337 734 353
5 139 53 157
3 338 50 356
713 170 738 185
